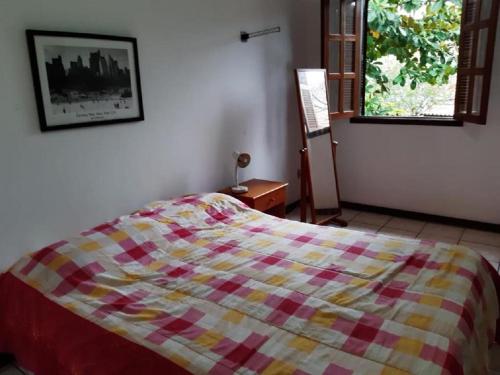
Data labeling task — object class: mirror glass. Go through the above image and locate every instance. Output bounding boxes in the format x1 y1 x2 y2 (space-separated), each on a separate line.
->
296 69 340 216
296 70 330 135
307 134 339 210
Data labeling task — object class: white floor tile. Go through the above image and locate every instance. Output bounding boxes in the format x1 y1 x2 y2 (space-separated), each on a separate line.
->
337 208 360 222
378 227 418 239
416 232 459 245
461 229 500 247
384 217 426 233
347 221 380 234
460 241 500 263
419 223 464 241
352 212 391 226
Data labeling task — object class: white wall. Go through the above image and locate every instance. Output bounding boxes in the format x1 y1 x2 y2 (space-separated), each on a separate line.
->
296 0 500 225
0 0 320 269
334 21 500 225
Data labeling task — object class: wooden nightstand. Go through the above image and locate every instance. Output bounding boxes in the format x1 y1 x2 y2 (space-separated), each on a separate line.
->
219 179 288 218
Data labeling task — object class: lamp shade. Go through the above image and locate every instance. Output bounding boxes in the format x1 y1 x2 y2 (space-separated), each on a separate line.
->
232 152 251 194
237 153 251 168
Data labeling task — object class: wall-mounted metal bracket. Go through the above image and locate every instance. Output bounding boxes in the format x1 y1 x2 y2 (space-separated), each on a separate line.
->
240 27 281 42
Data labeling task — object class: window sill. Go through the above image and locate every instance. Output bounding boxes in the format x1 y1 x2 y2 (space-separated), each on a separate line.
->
350 116 463 127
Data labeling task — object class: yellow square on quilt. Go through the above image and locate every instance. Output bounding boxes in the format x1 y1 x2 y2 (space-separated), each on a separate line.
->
170 354 190 369
133 222 152 231
177 210 193 218
212 230 226 238
110 325 128 337
306 251 324 261
223 309 245 324
381 366 410 375
290 263 306 272
198 203 210 210
262 360 297 375
426 277 452 289
171 248 190 258
195 330 224 348
109 230 129 242
448 247 465 259
363 265 384 276
267 275 288 287
439 263 459 273
213 261 234 271
334 229 350 237
236 249 254 258
26 278 41 290
194 239 210 247
257 239 274 248
328 292 354 306
419 294 442 307
320 240 337 248
47 254 70 271
311 310 337 327
148 260 167 272
192 274 214 284
350 278 369 288
166 291 189 301
288 336 318 353
134 308 163 321
124 273 142 282
376 252 396 262
89 286 110 299
63 302 77 312
80 241 102 252
405 313 433 330
157 217 174 225
395 337 424 356
247 290 268 303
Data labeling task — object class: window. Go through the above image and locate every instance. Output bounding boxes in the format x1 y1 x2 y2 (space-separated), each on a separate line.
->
322 0 499 125
322 0 362 119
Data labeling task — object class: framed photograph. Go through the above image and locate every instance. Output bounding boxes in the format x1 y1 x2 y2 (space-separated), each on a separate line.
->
26 30 144 132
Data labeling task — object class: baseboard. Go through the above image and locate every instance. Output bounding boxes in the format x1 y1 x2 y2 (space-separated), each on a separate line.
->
287 200 500 232
285 200 300 214
341 201 500 233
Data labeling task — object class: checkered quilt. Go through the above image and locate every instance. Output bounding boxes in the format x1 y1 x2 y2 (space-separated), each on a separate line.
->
1 193 498 374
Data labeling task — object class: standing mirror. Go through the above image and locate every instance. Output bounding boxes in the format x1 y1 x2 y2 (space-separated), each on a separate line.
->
294 69 346 226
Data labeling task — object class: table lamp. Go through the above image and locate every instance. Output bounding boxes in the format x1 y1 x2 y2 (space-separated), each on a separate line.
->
232 152 251 194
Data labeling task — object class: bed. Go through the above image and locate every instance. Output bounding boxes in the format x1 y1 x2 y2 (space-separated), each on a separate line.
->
0 193 499 374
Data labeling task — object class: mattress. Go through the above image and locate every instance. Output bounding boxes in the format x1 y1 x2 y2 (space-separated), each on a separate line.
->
0 193 498 374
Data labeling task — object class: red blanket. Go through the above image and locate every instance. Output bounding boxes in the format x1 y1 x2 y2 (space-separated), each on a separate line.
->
0 273 190 375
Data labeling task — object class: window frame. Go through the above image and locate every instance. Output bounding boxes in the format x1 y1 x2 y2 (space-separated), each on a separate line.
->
352 0 463 126
454 0 500 124
320 0 499 126
321 0 363 120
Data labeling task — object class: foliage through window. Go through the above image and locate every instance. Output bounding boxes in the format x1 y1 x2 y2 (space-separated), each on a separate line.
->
322 0 499 125
364 0 462 117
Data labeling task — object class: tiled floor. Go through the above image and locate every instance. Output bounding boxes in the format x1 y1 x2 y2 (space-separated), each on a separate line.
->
287 207 500 271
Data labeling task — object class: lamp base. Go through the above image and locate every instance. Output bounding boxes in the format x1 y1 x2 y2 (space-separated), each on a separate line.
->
231 185 249 194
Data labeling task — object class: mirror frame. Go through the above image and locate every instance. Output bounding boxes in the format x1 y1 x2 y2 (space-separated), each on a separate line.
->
294 68 346 226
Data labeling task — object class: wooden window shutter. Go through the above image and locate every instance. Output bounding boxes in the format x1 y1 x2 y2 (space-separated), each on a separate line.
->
455 0 500 124
321 0 362 119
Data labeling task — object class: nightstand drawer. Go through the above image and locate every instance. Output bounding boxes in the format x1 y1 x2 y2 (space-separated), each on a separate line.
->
254 188 285 212
219 179 288 218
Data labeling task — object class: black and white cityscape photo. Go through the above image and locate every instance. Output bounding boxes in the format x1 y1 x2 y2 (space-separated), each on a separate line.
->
27 30 144 131
44 46 132 115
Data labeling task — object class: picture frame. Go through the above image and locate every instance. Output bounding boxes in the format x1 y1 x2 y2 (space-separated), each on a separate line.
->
26 30 145 132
